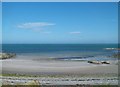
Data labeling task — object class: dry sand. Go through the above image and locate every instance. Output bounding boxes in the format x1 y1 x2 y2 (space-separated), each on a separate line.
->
1 58 118 75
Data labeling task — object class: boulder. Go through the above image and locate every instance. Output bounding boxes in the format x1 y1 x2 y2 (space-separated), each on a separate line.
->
88 61 101 64
101 61 110 64
25 80 41 85
88 61 110 64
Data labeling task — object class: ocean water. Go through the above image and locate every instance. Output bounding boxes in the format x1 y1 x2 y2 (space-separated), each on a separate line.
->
0 44 1 52
2 44 118 61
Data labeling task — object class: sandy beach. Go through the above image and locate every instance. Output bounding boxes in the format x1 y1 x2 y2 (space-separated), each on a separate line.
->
2 57 118 75
1 57 118 85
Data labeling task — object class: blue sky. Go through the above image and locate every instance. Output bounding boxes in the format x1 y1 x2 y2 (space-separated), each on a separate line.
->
0 2 2 44
2 2 118 44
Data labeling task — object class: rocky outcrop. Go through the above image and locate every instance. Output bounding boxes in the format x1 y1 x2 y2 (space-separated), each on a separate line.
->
0 53 16 59
88 61 110 64
112 53 120 58
104 48 120 50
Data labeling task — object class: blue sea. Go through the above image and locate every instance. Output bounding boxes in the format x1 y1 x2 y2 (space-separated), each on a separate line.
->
2 44 118 61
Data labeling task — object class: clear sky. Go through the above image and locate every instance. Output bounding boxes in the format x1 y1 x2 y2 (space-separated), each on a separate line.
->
0 2 2 44
2 2 118 44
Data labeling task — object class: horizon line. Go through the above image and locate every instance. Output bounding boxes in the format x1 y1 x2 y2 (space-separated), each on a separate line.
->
1 43 119 44
1 0 120 2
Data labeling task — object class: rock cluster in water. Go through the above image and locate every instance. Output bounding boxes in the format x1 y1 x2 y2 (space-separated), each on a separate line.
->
0 53 16 59
104 48 120 50
88 61 110 64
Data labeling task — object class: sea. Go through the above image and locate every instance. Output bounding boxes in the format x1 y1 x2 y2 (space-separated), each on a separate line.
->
1 44 118 61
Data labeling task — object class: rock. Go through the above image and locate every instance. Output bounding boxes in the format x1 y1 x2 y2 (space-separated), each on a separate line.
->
25 80 41 85
88 61 110 64
101 61 110 64
112 53 120 58
88 61 101 64
2 81 11 85
0 53 16 59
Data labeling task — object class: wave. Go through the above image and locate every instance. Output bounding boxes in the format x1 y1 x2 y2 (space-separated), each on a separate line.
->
53 55 117 61
104 48 119 50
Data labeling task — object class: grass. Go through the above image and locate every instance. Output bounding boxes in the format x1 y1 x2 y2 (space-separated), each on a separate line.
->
1 73 118 78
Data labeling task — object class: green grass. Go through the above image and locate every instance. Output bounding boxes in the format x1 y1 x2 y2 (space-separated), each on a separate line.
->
1 73 118 78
